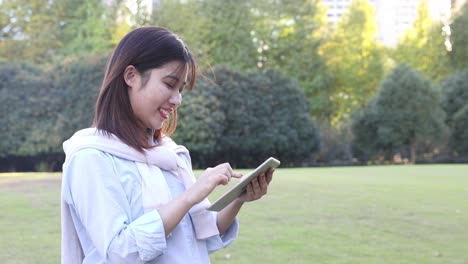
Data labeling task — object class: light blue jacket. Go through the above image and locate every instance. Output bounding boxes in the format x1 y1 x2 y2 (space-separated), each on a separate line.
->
61 148 238 263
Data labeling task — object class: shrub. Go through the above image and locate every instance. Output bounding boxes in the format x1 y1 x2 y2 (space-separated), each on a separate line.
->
52 55 107 141
174 66 320 168
352 64 446 163
0 63 61 157
440 68 468 126
450 104 468 155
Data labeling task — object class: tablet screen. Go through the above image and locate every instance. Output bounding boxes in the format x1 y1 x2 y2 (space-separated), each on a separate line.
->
207 157 280 211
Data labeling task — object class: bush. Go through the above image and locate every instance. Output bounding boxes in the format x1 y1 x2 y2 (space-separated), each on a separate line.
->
0 56 107 171
352 64 446 163
351 102 383 163
0 63 62 157
440 68 468 126
52 55 108 141
1 59 319 170
173 75 226 167
451 104 468 155
174 66 320 168
440 68 468 157
314 122 354 166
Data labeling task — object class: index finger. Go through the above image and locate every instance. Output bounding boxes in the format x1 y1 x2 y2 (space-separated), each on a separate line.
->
223 163 243 178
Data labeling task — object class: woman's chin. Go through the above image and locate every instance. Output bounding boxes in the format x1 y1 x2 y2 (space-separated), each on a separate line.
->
151 122 164 130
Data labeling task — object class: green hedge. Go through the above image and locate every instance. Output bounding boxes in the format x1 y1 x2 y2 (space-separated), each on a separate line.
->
351 64 447 163
3 58 467 171
0 58 319 171
440 68 468 156
174 66 320 168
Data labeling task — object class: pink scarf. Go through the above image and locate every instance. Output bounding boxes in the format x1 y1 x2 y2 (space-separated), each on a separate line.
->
63 128 219 239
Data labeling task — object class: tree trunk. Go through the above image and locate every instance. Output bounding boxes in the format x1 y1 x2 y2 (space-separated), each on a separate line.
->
409 135 416 164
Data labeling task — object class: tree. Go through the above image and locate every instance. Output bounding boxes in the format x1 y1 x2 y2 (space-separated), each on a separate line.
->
0 0 65 63
151 0 210 61
357 64 446 163
440 68 468 126
440 68 468 156
59 0 115 57
199 0 258 69
214 67 319 167
449 2 468 71
152 0 258 70
319 0 384 124
0 55 110 171
152 0 334 123
172 75 226 167
110 0 153 46
451 104 468 155
52 55 108 141
175 66 319 168
0 0 124 63
393 0 450 82
351 101 381 163
0 63 61 157
251 0 333 122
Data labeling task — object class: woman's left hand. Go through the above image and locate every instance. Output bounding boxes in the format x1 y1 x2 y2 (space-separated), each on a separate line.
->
236 167 274 203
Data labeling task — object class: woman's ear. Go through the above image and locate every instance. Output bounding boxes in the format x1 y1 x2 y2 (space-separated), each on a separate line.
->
124 65 138 88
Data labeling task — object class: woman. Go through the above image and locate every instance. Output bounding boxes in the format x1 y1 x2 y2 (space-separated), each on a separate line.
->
61 26 274 263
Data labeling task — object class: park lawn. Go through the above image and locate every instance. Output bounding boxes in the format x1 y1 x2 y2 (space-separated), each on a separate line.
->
0 173 61 263
1 165 467 263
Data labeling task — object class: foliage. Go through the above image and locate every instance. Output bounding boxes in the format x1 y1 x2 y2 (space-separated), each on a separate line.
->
153 0 258 70
59 0 115 57
0 56 106 170
151 0 209 61
175 66 320 168
0 0 132 64
0 0 65 63
352 64 447 163
351 102 382 162
152 0 332 123
440 68 468 155
1 0 467 169
393 0 450 82
216 67 320 167
450 104 468 155
314 121 354 165
375 65 445 148
0 58 318 170
0 63 61 156
173 76 226 167
440 68 468 126
52 56 108 141
449 2 468 71
319 0 384 124
200 0 258 70
252 0 332 122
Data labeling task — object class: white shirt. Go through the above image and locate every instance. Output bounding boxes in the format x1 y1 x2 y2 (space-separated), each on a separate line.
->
61 148 238 263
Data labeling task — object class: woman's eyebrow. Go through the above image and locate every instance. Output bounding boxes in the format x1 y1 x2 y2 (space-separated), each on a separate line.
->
165 75 179 82
165 75 187 85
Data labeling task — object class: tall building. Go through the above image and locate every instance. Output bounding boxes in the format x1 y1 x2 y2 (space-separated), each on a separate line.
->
323 0 452 46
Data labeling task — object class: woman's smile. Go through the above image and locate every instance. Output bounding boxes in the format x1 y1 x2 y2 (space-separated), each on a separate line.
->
159 107 172 119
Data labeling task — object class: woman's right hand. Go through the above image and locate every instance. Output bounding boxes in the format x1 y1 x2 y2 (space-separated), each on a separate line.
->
187 163 242 205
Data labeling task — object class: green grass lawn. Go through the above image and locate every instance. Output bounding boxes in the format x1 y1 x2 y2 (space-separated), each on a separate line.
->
1 165 467 263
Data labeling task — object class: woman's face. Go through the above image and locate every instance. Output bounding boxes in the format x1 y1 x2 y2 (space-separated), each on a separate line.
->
126 61 187 130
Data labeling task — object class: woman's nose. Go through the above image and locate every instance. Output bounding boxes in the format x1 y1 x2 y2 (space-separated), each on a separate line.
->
169 92 182 108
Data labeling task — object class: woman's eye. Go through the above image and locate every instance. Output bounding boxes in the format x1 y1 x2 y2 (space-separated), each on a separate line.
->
165 81 184 93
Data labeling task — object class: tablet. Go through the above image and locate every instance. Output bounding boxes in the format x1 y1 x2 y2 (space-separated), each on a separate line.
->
207 157 281 211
